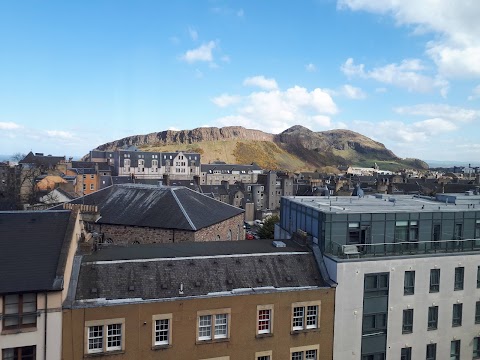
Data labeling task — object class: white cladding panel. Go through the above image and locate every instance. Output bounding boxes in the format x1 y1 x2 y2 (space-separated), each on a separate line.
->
327 253 480 360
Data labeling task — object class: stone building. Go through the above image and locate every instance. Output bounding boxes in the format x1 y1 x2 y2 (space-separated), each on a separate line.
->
60 184 245 244
62 239 336 360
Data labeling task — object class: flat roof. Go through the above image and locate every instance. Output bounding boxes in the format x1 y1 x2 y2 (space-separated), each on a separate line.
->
284 194 480 214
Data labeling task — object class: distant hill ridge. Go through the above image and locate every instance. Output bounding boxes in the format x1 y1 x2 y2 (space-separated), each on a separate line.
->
93 125 428 172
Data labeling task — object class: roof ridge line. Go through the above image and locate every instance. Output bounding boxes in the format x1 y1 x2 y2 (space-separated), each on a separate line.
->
171 188 196 230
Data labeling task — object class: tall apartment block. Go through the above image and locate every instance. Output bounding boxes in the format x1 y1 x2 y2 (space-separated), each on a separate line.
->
277 193 480 360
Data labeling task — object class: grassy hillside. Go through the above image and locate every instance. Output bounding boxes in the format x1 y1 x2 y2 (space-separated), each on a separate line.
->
140 140 312 171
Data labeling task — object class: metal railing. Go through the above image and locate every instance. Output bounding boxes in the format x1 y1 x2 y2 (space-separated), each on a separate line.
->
327 238 480 259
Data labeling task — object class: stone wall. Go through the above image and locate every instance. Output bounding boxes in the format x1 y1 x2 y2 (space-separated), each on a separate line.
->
194 213 245 241
92 212 245 245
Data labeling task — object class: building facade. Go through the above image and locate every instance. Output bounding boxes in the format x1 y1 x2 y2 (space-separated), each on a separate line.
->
89 149 201 180
0 210 82 360
278 193 480 360
62 240 336 360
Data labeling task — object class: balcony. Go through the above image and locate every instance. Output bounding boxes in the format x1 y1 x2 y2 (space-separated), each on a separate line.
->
327 238 480 259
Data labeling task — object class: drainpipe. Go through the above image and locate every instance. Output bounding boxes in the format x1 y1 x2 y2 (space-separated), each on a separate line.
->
44 292 48 360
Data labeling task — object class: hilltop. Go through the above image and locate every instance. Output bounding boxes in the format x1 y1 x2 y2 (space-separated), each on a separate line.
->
92 125 428 172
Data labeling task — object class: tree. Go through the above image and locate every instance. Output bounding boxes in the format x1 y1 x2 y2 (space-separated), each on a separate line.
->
257 215 280 239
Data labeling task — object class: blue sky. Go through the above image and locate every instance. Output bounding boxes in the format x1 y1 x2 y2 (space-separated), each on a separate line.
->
1 0 480 162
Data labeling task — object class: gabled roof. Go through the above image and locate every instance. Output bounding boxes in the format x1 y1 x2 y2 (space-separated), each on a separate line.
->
0 210 74 294
19 151 65 168
62 184 244 230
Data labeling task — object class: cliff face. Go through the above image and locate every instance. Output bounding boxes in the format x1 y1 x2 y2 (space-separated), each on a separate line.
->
96 126 274 151
91 125 428 171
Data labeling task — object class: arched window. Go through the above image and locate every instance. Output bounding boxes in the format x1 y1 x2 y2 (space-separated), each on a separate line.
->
227 230 232 241
217 235 221 240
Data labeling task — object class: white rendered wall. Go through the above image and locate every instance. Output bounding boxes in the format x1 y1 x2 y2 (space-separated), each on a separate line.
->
326 253 480 360
0 293 62 360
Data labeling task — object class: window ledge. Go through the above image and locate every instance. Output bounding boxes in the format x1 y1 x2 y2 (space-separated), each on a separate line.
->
1 327 37 335
84 350 125 358
290 328 320 335
256 333 273 339
152 344 171 351
196 338 230 345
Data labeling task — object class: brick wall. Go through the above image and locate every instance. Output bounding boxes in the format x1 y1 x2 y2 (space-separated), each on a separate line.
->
92 213 245 245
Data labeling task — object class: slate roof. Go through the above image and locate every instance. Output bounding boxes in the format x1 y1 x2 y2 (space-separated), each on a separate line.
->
63 184 244 230
0 210 74 294
19 151 65 168
73 240 328 304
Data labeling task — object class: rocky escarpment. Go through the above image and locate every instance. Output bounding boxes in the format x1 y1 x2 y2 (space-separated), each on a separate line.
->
96 126 274 151
90 125 428 171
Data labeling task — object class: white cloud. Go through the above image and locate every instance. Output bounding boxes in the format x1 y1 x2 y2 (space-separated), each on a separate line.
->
375 87 387 93
0 121 21 130
214 82 338 134
341 58 448 95
211 94 241 107
338 0 480 78
168 126 180 131
188 27 198 41
237 9 244 17
243 75 278 90
394 104 480 123
351 118 455 145
341 84 367 99
45 130 73 139
305 63 317 72
181 41 216 63
468 85 480 101
221 55 231 63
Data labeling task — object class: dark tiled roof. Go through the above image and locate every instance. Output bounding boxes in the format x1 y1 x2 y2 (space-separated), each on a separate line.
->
0 210 73 294
63 184 244 230
19 151 65 168
74 240 326 302
71 161 96 169
112 176 134 185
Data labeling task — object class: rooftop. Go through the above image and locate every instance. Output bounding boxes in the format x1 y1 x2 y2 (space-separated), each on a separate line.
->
0 210 74 294
71 240 328 307
285 194 480 214
59 184 244 230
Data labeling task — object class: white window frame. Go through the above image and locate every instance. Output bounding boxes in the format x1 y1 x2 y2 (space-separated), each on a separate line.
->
290 345 319 360
257 305 273 336
256 350 273 360
85 318 125 355
152 314 172 347
291 301 321 332
196 308 231 342
90 184 94 191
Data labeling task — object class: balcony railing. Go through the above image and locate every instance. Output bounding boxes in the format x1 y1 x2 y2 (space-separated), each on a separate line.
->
327 238 480 259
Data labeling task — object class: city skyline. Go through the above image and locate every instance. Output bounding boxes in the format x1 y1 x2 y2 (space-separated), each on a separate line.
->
0 0 479 161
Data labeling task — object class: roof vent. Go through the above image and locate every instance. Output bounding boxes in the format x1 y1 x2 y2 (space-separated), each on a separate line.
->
128 285 135 291
91 288 97 294
286 276 292 282
195 281 201 287
227 279 233 285
179 283 184 295
272 241 286 248
161 284 168 289
257 277 263 283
